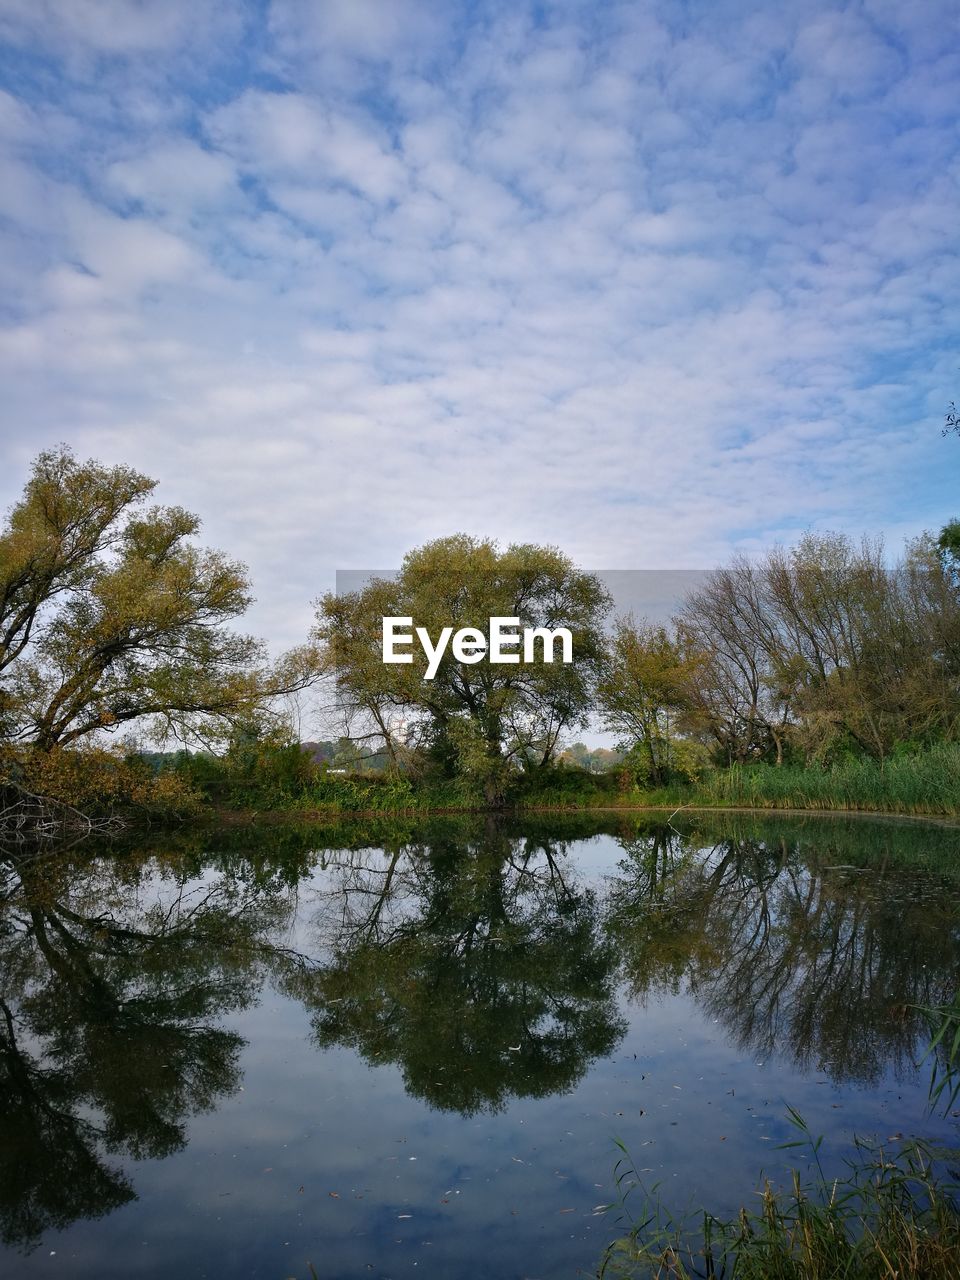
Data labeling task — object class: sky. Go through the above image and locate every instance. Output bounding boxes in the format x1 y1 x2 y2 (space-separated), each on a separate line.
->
0 0 958 658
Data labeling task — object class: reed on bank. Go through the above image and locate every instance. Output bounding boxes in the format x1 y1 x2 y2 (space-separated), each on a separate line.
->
174 738 960 819
693 743 960 816
598 1114 960 1280
8 739 960 828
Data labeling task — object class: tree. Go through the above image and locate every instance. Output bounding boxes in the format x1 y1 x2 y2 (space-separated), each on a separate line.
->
597 616 698 785
943 401 959 438
675 533 960 765
938 519 960 576
675 556 791 765
0 446 318 757
315 535 610 802
938 398 960 575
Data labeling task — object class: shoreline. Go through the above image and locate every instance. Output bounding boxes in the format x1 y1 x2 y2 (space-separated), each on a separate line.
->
205 801 960 830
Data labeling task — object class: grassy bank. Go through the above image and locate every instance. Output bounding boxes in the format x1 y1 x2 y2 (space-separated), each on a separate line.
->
11 740 960 832
172 740 960 822
495 742 960 818
691 743 960 816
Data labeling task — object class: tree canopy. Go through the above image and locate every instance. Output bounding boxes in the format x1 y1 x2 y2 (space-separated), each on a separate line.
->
597 616 701 784
315 535 611 800
0 446 317 756
673 533 960 765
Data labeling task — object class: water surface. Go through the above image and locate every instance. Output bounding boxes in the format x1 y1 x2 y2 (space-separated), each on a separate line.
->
2 811 959 1278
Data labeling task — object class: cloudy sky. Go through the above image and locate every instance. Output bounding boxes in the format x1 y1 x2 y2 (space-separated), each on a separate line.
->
1 0 958 654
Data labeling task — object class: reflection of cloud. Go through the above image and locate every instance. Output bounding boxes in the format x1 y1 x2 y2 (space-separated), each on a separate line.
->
0 0 958 663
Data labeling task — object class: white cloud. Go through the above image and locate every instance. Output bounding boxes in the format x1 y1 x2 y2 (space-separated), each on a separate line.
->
792 11 902 97
0 0 245 57
66 200 206 294
107 140 238 213
268 0 443 65
207 90 407 203
0 0 958 664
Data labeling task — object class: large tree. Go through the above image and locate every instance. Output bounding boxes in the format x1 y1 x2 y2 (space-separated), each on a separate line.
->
597 616 699 785
315 535 610 801
675 533 960 764
0 446 316 755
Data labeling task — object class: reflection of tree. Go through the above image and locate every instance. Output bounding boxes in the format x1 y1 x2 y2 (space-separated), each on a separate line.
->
6 813 957 1253
0 849 300 1252
0 995 135 1246
286 826 625 1114
606 824 960 1084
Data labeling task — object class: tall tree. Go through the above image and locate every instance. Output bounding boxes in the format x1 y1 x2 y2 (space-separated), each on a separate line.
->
316 535 610 801
676 533 960 764
675 557 791 765
0 446 317 753
597 617 697 784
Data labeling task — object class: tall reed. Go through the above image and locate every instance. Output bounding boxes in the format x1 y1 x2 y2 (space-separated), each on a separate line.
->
598 1112 960 1280
697 743 960 816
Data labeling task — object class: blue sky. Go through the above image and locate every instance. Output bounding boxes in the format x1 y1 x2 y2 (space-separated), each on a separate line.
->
0 0 958 654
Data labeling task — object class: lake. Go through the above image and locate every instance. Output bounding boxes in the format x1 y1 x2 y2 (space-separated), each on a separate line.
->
2 811 960 1279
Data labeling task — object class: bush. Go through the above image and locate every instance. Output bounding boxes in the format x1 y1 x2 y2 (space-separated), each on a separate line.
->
15 745 200 819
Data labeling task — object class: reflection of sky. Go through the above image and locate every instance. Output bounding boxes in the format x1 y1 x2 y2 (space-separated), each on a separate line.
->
6 830 960 1280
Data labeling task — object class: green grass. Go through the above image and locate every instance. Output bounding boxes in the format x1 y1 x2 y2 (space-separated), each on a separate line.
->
511 743 960 818
599 1012 960 1279
598 1114 960 1280
693 743 960 816
174 741 960 822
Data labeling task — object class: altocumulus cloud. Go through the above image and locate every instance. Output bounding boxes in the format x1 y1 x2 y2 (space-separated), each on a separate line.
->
0 0 958 654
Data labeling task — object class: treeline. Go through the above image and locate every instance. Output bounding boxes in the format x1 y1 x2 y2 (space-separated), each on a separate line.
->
602 531 960 785
315 529 960 802
3 446 960 826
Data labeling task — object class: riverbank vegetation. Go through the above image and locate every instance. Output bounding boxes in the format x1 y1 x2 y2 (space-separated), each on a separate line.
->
598 1124 960 1279
158 737 960 819
4 445 960 829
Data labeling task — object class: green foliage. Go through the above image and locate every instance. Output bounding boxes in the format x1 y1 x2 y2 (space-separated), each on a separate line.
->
697 742 960 815
938 519 960 578
677 532 960 766
36 736 960 823
13 744 200 819
598 617 701 785
923 997 960 1117
559 742 624 771
316 534 611 801
152 739 960 821
175 733 476 815
6 476 960 826
0 446 319 758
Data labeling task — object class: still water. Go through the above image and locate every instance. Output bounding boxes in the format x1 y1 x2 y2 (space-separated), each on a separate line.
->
2 811 960 1278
